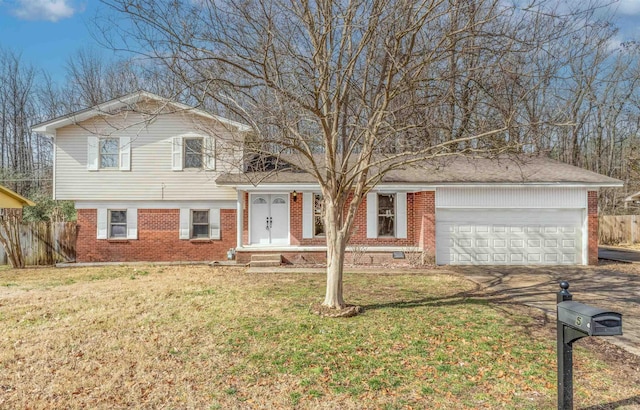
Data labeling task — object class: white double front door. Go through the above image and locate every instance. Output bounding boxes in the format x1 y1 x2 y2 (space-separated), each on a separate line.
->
250 194 289 245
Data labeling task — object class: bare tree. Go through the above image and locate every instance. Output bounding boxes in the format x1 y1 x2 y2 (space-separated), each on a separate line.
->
98 0 612 311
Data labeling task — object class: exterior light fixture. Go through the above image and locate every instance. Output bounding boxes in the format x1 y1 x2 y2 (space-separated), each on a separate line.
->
292 191 298 202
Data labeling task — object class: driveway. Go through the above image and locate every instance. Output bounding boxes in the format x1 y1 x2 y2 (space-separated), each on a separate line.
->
453 261 640 357
599 246 640 263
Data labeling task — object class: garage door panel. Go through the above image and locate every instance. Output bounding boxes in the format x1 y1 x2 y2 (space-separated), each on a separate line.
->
436 209 583 265
476 238 490 247
493 253 506 262
493 239 507 248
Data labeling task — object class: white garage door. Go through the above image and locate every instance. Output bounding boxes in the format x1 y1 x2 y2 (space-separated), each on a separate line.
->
436 209 583 265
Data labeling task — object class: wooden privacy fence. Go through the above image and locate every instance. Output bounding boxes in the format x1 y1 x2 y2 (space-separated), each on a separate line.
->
599 215 640 245
0 222 77 266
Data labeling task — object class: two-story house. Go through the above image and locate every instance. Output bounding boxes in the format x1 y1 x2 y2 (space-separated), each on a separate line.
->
33 91 247 262
33 91 622 266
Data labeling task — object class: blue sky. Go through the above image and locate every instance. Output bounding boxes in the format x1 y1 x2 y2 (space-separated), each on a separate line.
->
0 0 639 86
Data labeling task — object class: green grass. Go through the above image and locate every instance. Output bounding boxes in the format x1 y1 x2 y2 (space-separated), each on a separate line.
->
0 265 637 409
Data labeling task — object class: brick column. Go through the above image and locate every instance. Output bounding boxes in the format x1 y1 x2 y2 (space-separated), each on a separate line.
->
587 191 599 265
418 191 436 255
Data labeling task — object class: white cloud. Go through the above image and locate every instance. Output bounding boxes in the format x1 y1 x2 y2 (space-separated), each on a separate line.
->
10 0 76 22
617 0 640 16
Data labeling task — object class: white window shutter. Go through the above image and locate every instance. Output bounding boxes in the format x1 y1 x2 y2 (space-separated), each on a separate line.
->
366 192 377 238
119 137 131 171
396 192 407 239
179 208 190 239
97 208 108 239
87 136 99 171
204 137 216 170
210 208 221 239
172 137 183 171
126 208 138 239
302 192 313 238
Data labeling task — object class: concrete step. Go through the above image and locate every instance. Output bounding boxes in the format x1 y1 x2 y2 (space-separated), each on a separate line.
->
249 260 282 267
250 254 282 262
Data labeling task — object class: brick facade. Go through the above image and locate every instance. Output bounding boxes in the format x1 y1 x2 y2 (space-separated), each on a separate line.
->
76 208 236 262
239 191 436 264
587 190 599 265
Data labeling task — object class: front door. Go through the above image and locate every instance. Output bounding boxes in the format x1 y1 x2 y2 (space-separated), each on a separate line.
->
250 194 289 245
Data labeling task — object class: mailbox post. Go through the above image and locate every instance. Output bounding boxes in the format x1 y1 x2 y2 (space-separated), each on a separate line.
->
556 281 623 410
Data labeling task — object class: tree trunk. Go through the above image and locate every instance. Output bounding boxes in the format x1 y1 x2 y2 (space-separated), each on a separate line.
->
322 200 347 309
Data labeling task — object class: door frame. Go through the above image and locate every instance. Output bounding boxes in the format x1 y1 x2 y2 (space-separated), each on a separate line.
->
249 192 290 246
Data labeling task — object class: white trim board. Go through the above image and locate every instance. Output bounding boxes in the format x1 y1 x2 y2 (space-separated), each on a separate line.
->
76 201 237 210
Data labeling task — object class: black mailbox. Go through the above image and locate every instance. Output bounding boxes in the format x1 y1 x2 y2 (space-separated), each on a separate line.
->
557 301 622 337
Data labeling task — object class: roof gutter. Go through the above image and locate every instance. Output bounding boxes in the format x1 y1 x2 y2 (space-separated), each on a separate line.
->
221 181 623 191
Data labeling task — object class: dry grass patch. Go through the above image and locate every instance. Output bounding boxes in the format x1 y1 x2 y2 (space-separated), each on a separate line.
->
0 265 638 409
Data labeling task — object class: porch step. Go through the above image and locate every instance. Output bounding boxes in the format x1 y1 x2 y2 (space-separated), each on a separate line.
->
249 254 282 267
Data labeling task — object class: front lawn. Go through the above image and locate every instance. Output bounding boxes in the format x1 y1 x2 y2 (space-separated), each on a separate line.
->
0 265 637 409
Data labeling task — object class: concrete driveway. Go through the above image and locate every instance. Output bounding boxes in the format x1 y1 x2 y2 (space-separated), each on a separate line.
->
599 246 640 263
453 261 640 357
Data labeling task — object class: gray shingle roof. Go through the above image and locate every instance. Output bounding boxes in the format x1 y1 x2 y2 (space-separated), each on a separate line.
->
216 155 622 186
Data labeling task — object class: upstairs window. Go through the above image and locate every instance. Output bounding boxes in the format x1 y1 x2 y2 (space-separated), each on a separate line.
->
184 138 203 169
100 138 119 168
172 135 215 171
377 193 395 237
87 136 131 171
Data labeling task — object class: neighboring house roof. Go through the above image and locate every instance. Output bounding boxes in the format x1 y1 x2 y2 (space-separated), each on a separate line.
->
217 155 622 188
31 90 251 135
0 185 36 208
625 191 640 202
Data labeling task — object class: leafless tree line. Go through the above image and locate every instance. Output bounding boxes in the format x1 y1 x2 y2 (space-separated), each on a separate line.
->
0 1 639 214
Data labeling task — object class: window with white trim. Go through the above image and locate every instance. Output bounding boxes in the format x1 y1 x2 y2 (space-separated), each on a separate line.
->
377 193 395 237
87 136 131 171
100 138 119 168
108 209 127 238
172 135 215 171
184 138 204 169
191 209 209 239
314 193 325 237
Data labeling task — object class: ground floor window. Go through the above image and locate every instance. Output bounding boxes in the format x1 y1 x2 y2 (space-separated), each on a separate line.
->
191 210 210 239
108 210 127 238
314 193 325 237
378 193 395 237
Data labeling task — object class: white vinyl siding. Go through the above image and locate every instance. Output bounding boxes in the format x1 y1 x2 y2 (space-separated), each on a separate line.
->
55 112 240 201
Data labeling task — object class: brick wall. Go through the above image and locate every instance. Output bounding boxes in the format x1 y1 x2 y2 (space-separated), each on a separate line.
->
588 190 599 265
76 208 237 262
286 191 436 249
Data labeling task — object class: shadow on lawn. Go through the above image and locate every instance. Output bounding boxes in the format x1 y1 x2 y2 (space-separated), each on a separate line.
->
362 294 488 311
452 265 640 307
579 395 640 410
